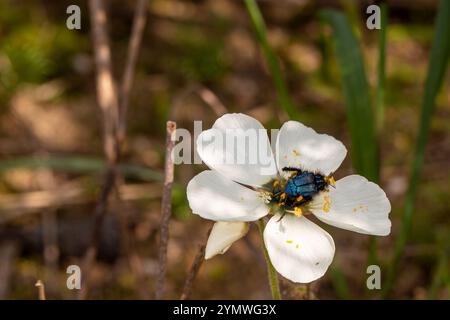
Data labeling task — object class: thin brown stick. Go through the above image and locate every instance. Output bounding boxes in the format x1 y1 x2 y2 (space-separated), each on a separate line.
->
78 0 120 299
116 1 148 298
36 168 60 295
118 0 148 143
42 210 59 293
78 169 116 299
35 280 46 300
198 87 227 116
180 224 213 300
169 84 228 119
79 0 148 300
89 0 120 166
155 121 176 299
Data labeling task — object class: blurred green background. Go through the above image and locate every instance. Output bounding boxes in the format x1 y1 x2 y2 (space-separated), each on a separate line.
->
0 0 448 299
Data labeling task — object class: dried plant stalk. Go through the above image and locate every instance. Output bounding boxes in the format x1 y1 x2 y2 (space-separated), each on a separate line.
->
35 280 46 300
78 0 120 299
155 121 177 299
180 224 213 300
78 0 148 299
118 0 148 142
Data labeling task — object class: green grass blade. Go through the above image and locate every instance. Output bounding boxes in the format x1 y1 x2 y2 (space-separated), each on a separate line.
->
340 0 362 39
321 9 382 296
428 229 450 299
375 3 388 136
428 252 449 299
0 156 163 182
244 0 299 119
330 266 352 299
367 2 388 273
384 0 450 297
320 9 378 182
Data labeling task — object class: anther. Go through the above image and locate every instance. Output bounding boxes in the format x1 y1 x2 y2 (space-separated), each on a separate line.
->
293 207 303 217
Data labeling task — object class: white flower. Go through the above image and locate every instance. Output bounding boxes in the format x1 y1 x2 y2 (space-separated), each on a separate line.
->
187 113 391 283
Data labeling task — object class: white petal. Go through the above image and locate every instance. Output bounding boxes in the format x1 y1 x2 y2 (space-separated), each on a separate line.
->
276 121 347 176
187 170 269 222
197 113 277 187
308 175 392 236
264 214 335 283
205 221 249 259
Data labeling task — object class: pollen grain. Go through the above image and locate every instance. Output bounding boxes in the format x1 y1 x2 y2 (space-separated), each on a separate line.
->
322 195 331 213
293 207 303 217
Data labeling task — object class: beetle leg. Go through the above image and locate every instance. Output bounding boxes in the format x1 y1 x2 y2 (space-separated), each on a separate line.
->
282 167 302 177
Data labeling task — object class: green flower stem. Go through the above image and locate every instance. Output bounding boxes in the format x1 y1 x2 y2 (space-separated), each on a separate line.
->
244 0 299 120
257 219 281 300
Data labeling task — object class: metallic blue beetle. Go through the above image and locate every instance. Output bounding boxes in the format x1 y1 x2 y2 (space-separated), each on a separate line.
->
284 170 326 200
271 167 334 214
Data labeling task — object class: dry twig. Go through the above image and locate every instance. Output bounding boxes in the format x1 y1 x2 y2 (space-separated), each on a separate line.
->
117 0 149 299
78 0 148 299
118 0 148 142
155 121 176 299
198 87 227 116
78 0 121 299
35 280 46 300
180 224 213 300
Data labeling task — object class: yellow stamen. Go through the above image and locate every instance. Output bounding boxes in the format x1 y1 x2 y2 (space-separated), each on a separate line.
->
273 180 279 188
296 195 303 202
293 207 303 217
280 192 286 200
329 176 335 186
322 195 331 213
286 240 293 244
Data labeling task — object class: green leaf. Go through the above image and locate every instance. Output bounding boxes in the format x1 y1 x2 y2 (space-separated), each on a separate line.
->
244 0 299 119
330 266 352 299
375 3 388 136
384 0 450 297
0 156 163 182
368 2 388 274
321 9 382 295
320 9 378 182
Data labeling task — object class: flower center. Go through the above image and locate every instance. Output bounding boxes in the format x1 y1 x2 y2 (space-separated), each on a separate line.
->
264 168 334 218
